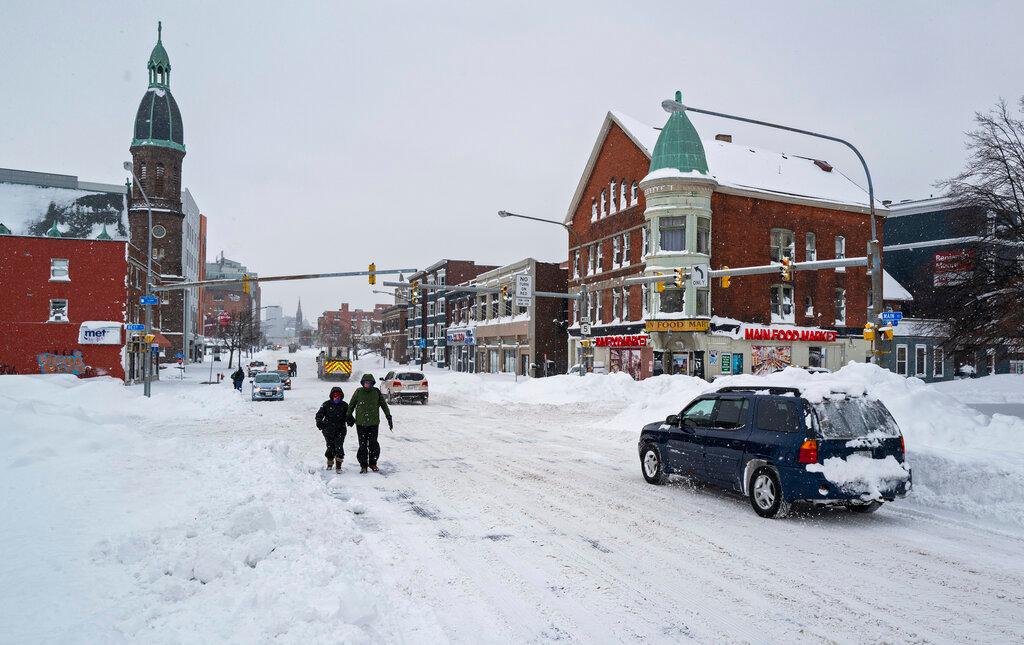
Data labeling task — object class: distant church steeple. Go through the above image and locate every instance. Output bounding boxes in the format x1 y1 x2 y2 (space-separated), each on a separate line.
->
295 299 304 331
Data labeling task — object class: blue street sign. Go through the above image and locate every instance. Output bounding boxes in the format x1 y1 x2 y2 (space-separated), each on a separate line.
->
880 311 903 326
418 338 427 349
140 295 158 305
175 352 184 359
126 323 145 331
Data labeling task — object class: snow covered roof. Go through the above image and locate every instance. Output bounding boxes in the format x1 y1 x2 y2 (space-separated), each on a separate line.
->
0 180 129 240
882 269 913 301
565 111 887 223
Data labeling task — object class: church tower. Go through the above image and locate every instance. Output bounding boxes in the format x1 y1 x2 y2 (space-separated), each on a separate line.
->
129 22 188 357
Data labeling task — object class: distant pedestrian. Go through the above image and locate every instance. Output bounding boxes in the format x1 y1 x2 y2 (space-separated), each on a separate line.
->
290 361 297 377
316 386 349 471
231 367 245 391
347 374 392 473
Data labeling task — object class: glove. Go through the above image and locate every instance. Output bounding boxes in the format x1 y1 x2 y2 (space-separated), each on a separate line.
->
347 419 355 428
387 417 394 431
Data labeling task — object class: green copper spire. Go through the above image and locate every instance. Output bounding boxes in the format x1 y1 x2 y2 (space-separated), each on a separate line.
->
45 222 62 238
148 21 171 88
649 91 709 175
0 222 11 235
96 224 113 240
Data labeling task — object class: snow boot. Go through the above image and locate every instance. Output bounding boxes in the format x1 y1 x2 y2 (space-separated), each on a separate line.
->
335 458 343 472
360 466 368 474
370 464 379 472
327 458 333 470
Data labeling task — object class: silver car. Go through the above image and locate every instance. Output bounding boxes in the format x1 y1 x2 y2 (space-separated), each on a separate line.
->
251 372 285 401
382 370 428 404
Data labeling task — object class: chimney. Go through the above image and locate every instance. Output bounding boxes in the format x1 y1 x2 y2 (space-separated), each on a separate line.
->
715 134 733 143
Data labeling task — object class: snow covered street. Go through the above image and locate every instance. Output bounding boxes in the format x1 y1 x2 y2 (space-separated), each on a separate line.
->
4 351 1024 643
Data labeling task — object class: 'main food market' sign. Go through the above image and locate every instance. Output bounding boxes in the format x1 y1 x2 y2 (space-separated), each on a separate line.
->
743 326 838 343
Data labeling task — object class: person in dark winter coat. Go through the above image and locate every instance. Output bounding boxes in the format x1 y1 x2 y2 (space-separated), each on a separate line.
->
290 361 297 377
231 367 245 391
316 386 349 471
347 373 392 473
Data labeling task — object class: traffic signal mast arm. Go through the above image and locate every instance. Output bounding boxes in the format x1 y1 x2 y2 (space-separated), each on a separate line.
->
620 256 870 288
151 267 419 292
380 280 581 300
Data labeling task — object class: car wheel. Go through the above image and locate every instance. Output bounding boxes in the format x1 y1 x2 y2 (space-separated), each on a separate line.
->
421 395 428 405
640 444 666 485
749 467 791 519
847 501 883 514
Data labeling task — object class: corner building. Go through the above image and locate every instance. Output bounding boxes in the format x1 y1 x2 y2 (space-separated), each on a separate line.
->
565 93 887 378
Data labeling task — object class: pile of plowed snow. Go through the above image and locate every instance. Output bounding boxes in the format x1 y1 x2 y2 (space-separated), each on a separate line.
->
428 364 1024 527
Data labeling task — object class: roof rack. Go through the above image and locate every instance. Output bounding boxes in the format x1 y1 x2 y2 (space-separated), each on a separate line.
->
715 386 802 396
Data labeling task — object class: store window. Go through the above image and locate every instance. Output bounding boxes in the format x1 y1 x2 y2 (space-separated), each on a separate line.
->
806 232 817 261
835 288 846 325
49 299 69 322
770 228 795 262
770 284 794 323
896 345 908 375
696 218 711 255
933 347 945 377
503 349 516 373
695 288 710 317
660 217 686 252
50 258 70 281
809 346 825 368
915 345 927 377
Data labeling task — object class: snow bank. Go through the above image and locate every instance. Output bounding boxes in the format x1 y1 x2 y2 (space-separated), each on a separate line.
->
428 365 1024 528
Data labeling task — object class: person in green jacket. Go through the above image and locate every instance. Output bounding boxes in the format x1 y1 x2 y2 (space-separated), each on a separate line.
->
347 373 393 473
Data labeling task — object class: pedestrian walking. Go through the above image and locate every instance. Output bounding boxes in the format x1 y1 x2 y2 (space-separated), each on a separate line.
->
290 361 297 377
316 386 349 471
347 373 392 473
231 367 245 391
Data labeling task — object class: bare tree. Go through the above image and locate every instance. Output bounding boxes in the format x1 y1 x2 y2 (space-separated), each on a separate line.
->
934 98 1024 358
218 310 259 368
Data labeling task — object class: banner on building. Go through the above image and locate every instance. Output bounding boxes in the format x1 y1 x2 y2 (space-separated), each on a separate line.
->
934 250 973 286
78 321 123 345
751 345 792 375
446 327 476 346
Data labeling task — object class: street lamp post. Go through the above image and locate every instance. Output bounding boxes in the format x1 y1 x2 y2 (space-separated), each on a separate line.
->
659 100 884 330
124 161 155 397
497 211 589 377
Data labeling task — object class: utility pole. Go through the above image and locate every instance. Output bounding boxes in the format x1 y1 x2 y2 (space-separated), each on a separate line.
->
125 161 154 398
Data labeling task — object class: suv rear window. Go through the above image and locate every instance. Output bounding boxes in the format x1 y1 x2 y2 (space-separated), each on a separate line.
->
756 399 799 433
813 397 900 438
255 373 281 383
396 372 424 380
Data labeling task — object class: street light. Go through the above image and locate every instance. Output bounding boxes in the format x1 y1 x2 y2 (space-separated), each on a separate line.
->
124 160 155 397
660 99 884 327
497 210 588 376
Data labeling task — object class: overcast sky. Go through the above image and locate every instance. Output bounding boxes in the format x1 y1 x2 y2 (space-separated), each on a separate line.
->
3 1 1022 319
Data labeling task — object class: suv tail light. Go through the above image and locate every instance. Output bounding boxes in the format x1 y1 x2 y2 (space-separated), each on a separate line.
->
900 434 906 454
422 380 428 387
392 381 402 387
798 439 818 464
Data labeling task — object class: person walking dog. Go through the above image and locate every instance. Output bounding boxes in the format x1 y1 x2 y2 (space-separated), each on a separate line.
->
347 373 392 473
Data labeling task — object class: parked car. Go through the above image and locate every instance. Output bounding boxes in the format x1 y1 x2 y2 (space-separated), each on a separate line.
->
251 372 285 401
381 370 428 404
247 360 267 377
637 385 911 518
276 359 292 389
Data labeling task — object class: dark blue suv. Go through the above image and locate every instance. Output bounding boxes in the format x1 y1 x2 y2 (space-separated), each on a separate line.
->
638 386 912 518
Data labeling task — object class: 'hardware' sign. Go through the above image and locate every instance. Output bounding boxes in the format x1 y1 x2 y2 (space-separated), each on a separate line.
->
594 335 648 347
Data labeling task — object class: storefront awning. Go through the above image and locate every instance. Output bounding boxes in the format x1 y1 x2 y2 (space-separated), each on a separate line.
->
153 333 173 348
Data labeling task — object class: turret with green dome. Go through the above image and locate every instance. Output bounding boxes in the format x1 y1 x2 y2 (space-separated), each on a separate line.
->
131 21 185 152
647 91 708 176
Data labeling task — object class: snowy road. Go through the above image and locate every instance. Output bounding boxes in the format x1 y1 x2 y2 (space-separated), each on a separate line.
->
4 351 1024 643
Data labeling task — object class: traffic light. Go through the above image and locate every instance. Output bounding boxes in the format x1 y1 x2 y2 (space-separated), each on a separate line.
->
368 262 376 285
880 325 894 341
410 280 419 303
780 257 792 282
863 323 875 342
655 272 665 293
720 266 731 289
673 268 685 288
500 284 509 301
242 273 251 295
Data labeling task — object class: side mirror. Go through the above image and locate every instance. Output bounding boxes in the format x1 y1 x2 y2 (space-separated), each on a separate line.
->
665 414 679 426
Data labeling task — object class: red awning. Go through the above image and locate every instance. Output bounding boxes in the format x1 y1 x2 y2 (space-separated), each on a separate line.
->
153 333 172 348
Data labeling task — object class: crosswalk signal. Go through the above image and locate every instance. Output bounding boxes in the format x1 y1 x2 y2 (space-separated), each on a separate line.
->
673 268 685 288
242 273 251 295
863 323 876 342
720 266 731 289
368 262 376 285
780 257 792 282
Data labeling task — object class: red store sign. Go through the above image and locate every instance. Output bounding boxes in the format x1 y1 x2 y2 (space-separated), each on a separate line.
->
594 335 648 347
744 327 838 343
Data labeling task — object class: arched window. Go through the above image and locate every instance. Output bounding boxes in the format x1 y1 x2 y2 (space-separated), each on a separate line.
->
620 181 627 209
600 190 606 217
591 198 597 222
631 181 638 206
610 179 617 214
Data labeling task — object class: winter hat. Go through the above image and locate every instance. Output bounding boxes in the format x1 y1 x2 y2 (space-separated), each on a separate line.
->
360 373 376 385
329 386 344 398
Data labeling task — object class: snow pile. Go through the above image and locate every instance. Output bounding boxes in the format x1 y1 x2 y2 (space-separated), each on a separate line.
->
0 374 404 642
806 455 911 501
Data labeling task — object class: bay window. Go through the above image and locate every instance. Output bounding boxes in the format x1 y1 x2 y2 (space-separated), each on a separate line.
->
695 288 710 317
659 217 686 252
696 218 710 255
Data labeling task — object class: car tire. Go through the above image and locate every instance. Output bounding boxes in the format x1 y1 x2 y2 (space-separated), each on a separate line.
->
640 444 666 485
421 395 428 405
749 467 791 519
847 501 883 514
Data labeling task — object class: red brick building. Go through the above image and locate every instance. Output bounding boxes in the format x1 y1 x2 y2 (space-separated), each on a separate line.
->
0 234 161 379
564 103 891 378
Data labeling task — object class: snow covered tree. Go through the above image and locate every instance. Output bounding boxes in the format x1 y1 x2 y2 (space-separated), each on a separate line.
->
934 97 1024 355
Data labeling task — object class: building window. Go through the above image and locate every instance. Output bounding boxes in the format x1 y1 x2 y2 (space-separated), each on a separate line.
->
809 346 826 368
595 291 603 323
770 228 795 262
933 347 945 377
642 225 650 256
438 272 446 286
49 258 70 281
631 181 638 206
587 245 596 275
896 345 908 375
642 284 650 317
805 232 817 261
835 288 846 325
612 289 621 320
659 287 684 314
612 236 621 267
622 286 630 321
490 296 498 319
48 299 69 322
573 250 580 279
591 198 597 222
696 218 711 255
770 284 794 323
915 345 927 377
835 235 846 259
622 232 631 265
620 181 627 210
610 179 618 214
804 295 814 317
660 217 686 252
596 242 603 273
428 302 435 317
600 190 607 217
695 288 710 316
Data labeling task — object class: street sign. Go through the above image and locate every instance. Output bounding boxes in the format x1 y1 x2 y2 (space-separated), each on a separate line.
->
418 338 427 349
515 274 533 298
139 295 158 305
126 323 145 331
151 342 159 350
175 352 184 359
691 264 710 288
880 311 903 326
580 322 592 336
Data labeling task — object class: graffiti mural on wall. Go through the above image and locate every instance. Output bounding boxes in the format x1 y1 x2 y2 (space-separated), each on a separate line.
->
37 350 86 375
